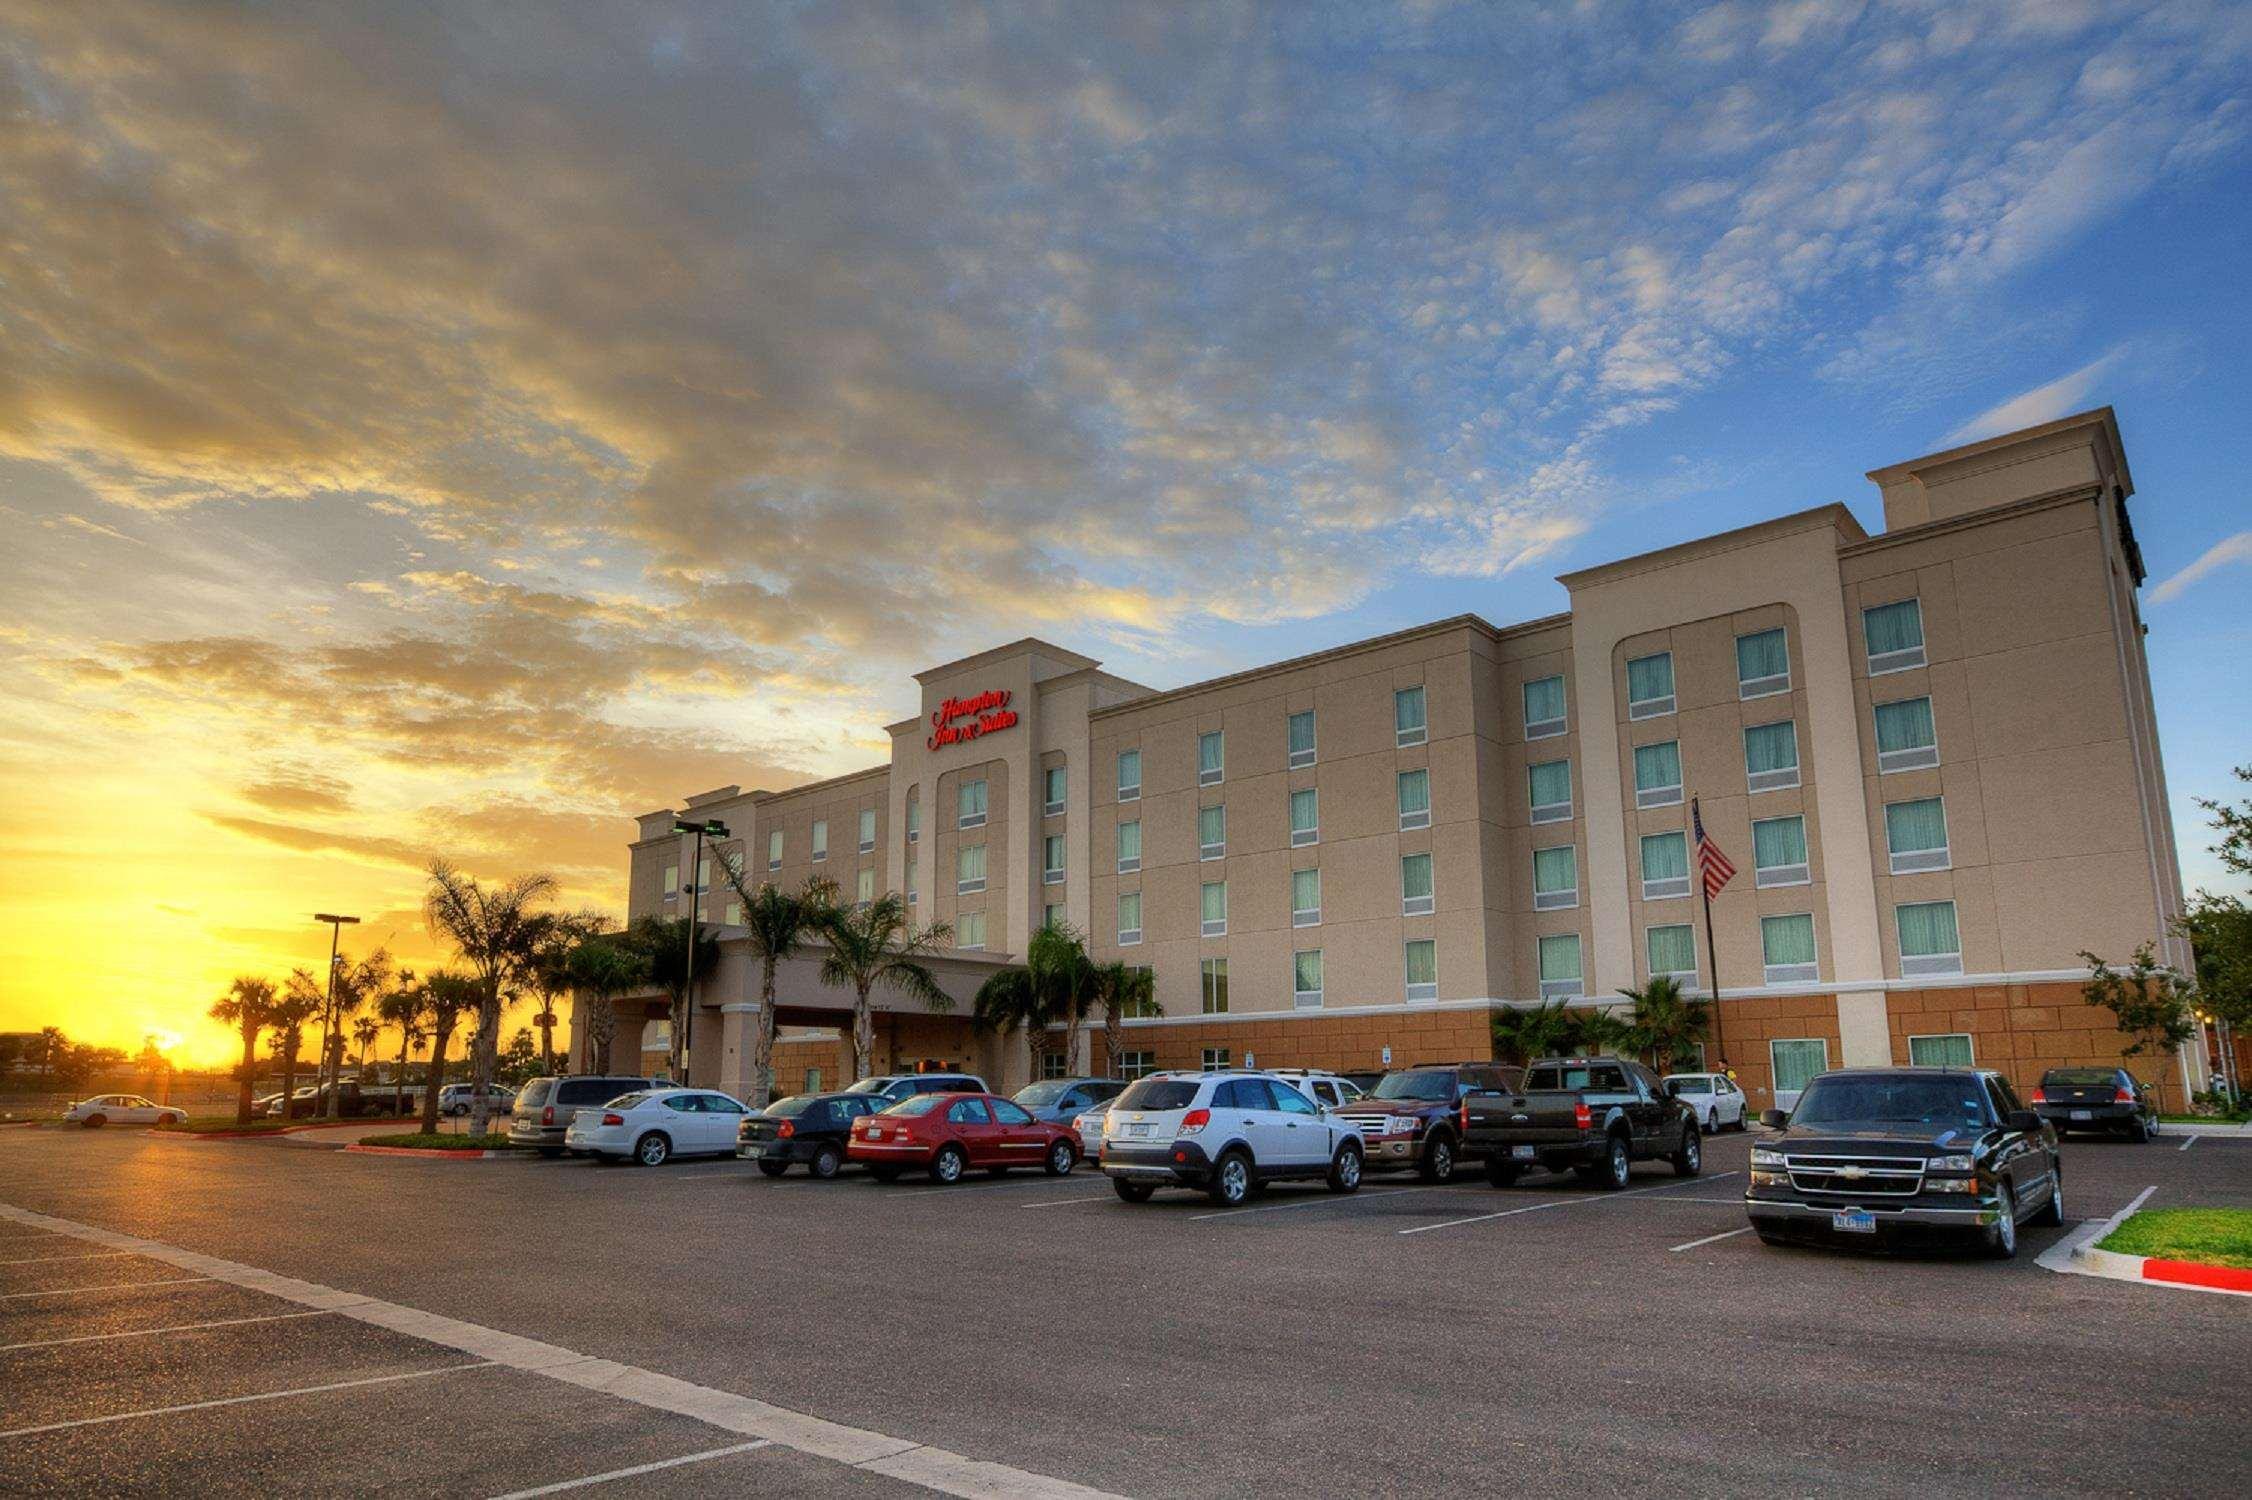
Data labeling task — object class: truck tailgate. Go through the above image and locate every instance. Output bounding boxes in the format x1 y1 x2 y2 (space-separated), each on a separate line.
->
1464 1090 1588 1146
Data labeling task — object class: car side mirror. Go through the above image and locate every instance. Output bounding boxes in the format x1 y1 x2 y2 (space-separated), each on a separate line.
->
1760 1108 1789 1129
2005 1110 2041 1133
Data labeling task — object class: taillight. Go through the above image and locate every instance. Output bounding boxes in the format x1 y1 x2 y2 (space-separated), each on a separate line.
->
777 1120 796 1139
2029 1089 2045 1105
2114 1087 2134 1104
1574 1101 1593 1130
542 1105 555 1126
600 1112 625 1127
1180 1108 1211 1135
1458 1100 1470 1135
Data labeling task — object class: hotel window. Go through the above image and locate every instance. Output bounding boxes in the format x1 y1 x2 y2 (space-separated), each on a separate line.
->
905 793 920 844
1288 710 1317 768
803 1066 822 1094
1395 685 1427 747
767 829 783 871
1641 831 1690 900
1198 804 1226 861
1538 934 1583 1000
1744 720 1800 793
721 850 742 880
1293 949 1324 1009
1736 627 1791 698
1044 902 1064 930
1119 1051 1156 1080
1291 867 1321 927
1397 768 1431 830
1529 758 1573 824
1533 845 1578 910
858 808 876 853
1116 748 1141 802
1043 765 1066 816
1041 1053 1069 1081
1289 788 1319 847
1043 835 1065 885
1897 899 1963 977
1401 852 1434 917
811 819 828 862
1404 939 1438 1002
1523 675 1567 739
1201 956 1229 1013
1908 1032 1974 1068
697 858 710 895
1761 912 1818 984
855 868 875 906
1116 819 1141 873
1752 815 1810 887
1874 696 1939 773
664 864 679 896
1864 598 1927 674
957 778 987 829
906 867 917 905
1885 796 1951 873
723 901 742 926
955 843 987 895
1633 740 1683 809
1201 880 1228 937
956 910 986 951
1198 731 1225 786
1201 1047 1232 1072
1117 891 1142 945
1770 1038 1827 1101
1647 923 1697 983
1627 652 1676 719
1125 971 1160 1018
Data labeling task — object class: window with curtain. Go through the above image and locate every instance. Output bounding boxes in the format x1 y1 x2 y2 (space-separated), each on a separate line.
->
1529 758 1573 816
1292 867 1321 924
1770 1038 1827 1095
1897 900 1960 959
1117 891 1142 942
1761 913 1817 969
1404 939 1437 999
1043 834 1065 879
1874 696 1938 771
905 796 919 841
1044 903 1063 929
1752 815 1809 884
767 828 784 867
1116 749 1141 799
1736 627 1790 693
1288 710 1317 766
1863 599 1925 670
1647 924 1696 978
1293 950 1324 1005
1290 789 1319 844
958 778 987 827
664 864 679 895
956 910 986 949
1538 934 1582 982
956 843 986 891
858 808 876 850
1885 797 1950 872
1401 852 1434 913
1908 1033 1974 1067
1626 652 1675 713
1634 740 1682 804
1199 731 1225 784
1533 845 1577 904
1397 768 1431 828
811 819 828 859
1116 819 1141 869
1744 720 1800 790
1201 880 1227 934
1395 685 1427 745
1198 804 1226 858
1641 831 1689 892
856 868 875 905
1043 766 1065 813
1523 675 1566 735
1201 957 1229 1013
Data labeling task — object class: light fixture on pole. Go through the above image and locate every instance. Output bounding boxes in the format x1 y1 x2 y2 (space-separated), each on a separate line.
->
670 819 728 1083
313 913 360 1118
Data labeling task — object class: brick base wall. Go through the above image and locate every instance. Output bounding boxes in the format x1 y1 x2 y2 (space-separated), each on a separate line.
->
1090 1007 1497 1078
1885 982 2188 1111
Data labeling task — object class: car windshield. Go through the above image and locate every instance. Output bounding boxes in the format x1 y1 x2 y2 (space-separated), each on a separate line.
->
1373 1071 1456 1101
1014 1082 1073 1107
1791 1076 1990 1130
884 1095 948 1117
764 1096 815 1118
843 1078 894 1094
2044 1068 2119 1086
1116 1078 1201 1111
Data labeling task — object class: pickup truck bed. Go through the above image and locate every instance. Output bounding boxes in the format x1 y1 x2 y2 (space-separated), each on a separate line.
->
1462 1056 1701 1190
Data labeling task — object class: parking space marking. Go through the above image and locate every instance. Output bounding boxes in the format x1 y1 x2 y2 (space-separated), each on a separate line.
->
1670 1226 1755 1252
888 1175 1087 1198
1018 1194 1112 1208
1397 1172 1742 1236
485 1440 776 1498
0 1308 336 1352
0 1277 215 1302
0 1361 497 1438
1189 1184 1442 1222
0 1250 136 1266
0 1201 1128 1500
2180 1135 2197 1152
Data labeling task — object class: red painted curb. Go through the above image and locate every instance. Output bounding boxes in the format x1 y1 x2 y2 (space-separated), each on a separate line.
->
343 1144 511 1159
2142 1256 2252 1293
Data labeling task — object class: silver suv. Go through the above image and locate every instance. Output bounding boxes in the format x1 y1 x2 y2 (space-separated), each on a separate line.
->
508 1075 650 1157
1100 1071 1365 1207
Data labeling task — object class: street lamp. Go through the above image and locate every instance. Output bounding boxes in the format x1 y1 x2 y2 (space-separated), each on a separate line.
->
313 913 360 1118
670 820 728 1084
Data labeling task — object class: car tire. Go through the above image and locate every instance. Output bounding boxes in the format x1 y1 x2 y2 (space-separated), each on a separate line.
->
634 1132 671 1168
930 1144 967 1185
1485 1160 1522 1188
2034 1169 2065 1227
1599 1133 1632 1190
1327 1143 1363 1194
757 1160 790 1178
2130 1116 2151 1144
1044 1139 1076 1177
1112 1178 1155 1203
811 1144 844 1180
1417 1133 1457 1184
1206 1150 1253 1207
1986 1186 2020 1259
1672 1125 1702 1178
83 1114 106 1129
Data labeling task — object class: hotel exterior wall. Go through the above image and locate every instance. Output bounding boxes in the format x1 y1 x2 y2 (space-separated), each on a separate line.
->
1090 1007 1497 1079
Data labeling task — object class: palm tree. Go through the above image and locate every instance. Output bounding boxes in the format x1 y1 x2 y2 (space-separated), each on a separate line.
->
1565 1004 1635 1059
350 1015 381 1071
1088 963 1154 1077
626 914 722 1084
1490 997 1580 1066
319 947 393 1117
527 910 606 1073
416 971 482 1135
36 1026 65 1081
715 871 836 1108
209 977 278 1124
563 938 647 1074
818 895 952 1081
1616 975 1710 1074
374 971 423 1118
273 972 324 1118
423 860 558 1136
973 924 1093 1081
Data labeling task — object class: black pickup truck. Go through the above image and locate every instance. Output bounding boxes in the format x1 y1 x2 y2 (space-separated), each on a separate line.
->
1460 1056 1701 1189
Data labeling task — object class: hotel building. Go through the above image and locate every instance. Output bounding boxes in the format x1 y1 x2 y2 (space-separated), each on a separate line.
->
581 408 2211 1110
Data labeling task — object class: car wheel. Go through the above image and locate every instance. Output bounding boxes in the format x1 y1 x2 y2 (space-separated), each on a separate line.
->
1206 1150 1253 1207
930 1144 967 1185
2130 1116 2151 1144
1986 1186 2020 1259
1112 1178 1155 1203
1485 1160 1522 1188
1672 1125 1702 1178
2034 1168 2065 1227
757 1160 790 1178
1044 1139 1076 1177
1418 1133 1456 1184
83 1114 106 1129
811 1144 844 1180
1327 1143 1363 1194
634 1132 670 1168
2146 1114 2161 1138
1600 1134 1632 1190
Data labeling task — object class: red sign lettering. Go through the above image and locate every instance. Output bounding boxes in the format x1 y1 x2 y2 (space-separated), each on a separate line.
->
926 688 1018 751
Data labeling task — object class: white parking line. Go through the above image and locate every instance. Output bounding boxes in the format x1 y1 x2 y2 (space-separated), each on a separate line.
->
0 1277 215 1302
0 1309 336 1351
0 1250 135 1266
1019 1195 1111 1209
1397 1172 1743 1236
1189 1184 1442 1222
1670 1226 1755 1253
486 1440 776 1498
888 1176 1079 1198
0 1361 497 1438
2180 1135 2198 1152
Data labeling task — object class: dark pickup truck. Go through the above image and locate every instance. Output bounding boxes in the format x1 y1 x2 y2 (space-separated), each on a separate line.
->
1335 1063 1524 1182
1461 1056 1701 1189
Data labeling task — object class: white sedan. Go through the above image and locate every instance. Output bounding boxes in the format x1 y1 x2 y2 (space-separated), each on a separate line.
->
64 1094 186 1129
1663 1073 1748 1132
562 1088 750 1166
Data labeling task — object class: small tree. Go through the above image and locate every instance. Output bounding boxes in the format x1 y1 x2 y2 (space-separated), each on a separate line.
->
717 872 837 1107
818 896 952 1081
1090 962 1154 1077
1616 976 1710 1074
351 1015 381 1071
375 971 424 1117
416 971 482 1135
1490 998 1579 1066
423 860 558 1135
2081 945 2197 1109
273 972 323 1117
209 977 278 1124
625 915 721 1084
564 939 646 1074
1561 1004 1634 1059
973 925 1093 1081
527 910 607 1073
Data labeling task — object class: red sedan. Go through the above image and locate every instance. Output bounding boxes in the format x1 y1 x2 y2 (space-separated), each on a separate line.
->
847 1091 1080 1184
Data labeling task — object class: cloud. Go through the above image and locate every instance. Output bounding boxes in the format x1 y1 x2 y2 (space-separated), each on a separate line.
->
2150 531 2252 607
1943 355 2118 446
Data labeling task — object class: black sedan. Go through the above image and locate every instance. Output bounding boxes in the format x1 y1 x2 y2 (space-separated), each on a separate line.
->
738 1092 882 1179
2033 1067 2161 1141
1746 1067 2063 1259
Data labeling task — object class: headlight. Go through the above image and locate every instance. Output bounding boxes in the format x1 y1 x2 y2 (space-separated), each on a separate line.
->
1394 1116 1420 1133
1927 1154 1976 1174
1750 1147 1786 1169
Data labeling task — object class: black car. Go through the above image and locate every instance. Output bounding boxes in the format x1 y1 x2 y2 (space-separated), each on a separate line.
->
2033 1067 2161 1141
1746 1067 2063 1258
739 1092 883 1178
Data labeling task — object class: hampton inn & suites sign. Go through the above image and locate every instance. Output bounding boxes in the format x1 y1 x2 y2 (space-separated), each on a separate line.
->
927 688 1019 751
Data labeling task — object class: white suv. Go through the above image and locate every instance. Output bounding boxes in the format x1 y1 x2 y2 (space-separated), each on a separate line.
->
1265 1069 1367 1110
1100 1071 1365 1207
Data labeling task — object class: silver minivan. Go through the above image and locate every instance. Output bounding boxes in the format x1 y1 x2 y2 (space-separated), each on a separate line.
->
508 1075 650 1156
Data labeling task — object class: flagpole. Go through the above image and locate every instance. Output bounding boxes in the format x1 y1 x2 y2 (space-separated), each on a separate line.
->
1695 796 1726 1067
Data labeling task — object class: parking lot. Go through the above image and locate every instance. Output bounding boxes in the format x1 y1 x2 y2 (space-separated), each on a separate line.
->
3 1125 2247 1497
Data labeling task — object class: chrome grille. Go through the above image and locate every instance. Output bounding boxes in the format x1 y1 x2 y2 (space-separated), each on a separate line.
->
1784 1153 1926 1196
1338 1113 1404 1137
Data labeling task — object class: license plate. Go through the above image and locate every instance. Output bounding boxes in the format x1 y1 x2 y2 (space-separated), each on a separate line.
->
1126 1123 1152 1139
1513 1145 1537 1159
1832 1210 1877 1234
2071 1110 2092 1121
740 1145 762 1158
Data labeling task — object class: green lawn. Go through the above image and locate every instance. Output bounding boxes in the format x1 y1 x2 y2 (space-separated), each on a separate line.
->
357 1132 514 1151
2099 1209 2252 1271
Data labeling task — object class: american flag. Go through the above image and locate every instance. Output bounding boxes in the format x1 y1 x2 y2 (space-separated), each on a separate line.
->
1693 798 1736 900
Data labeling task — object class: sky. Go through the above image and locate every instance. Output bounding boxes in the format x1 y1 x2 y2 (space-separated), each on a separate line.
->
1 1 2248 1068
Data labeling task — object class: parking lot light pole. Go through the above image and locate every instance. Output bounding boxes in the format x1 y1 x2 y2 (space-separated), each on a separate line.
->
313 913 360 1118
671 820 727 1084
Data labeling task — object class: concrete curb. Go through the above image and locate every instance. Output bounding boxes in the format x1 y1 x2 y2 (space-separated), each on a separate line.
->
343 1144 514 1160
162 1119 407 1140
2038 1191 2252 1299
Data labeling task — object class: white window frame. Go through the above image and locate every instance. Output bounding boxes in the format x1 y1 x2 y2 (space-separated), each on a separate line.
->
811 819 828 862
1201 1047 1232 1072
956 910 986 951
766 829 783 872
1291 867 1321 928
1397 768 1431 831
1769 1037 1828 1103
1885 796 1952 874
1117 892 1142 946
1751 814 1811 888
1395 685 1428 748
1532 845 1578 911
1288 709 1317 769
1198 804 1226 862
1736 627 1792 699
955 843 987 895
1744 719 1801 794
1864 598 1928 675
1523 675 1567 740
855 868 876 907
1201 880 1228 938
1896 899 1964 978
1646 923 1699 984
1200 956 1229 1015
1907 1032 1975 1067
858 809 876 853
1537 934 1584 1001
1760 913 1819 985
905 797 919 845
1640 832 1690 901
1874 696 1941 774
1198 730 1225 787
1042 834 1066 886
1289 788 1319 847
1403 939 1438 1002
1292 950 1324 1010
1116 819 1141 875
1633 740 1684 809
957 779 987 830
1401 852 1435 917
1116 749 1141 803
1529 759 1573 825
1626 651 1676 720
